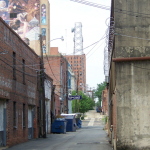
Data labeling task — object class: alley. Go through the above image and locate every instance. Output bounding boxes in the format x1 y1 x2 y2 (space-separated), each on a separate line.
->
5 110 111 150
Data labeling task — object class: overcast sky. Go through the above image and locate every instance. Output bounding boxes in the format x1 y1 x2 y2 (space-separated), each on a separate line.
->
49 0 111 89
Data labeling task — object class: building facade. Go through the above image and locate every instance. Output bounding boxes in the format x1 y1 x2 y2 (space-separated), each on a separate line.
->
65 54 86 93
44 47 68 115
0 0 50 55
44 74 53 134
67 63 76 114
101 88 108 115
107 0 150 149
0 18 41 147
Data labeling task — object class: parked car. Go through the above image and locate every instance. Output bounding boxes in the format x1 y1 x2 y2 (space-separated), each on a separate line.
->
96 107 102 113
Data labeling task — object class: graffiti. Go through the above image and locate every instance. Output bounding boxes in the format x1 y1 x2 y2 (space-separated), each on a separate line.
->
0 89 9 97
41 4 46 24
0 0 40 41
0 76 12 89
116 46 150 57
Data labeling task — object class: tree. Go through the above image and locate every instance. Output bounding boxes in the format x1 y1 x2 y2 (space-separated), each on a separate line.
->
94 81 106 107
71 91 95 114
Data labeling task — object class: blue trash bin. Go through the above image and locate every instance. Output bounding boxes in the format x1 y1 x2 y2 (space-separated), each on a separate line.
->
76 118 82 128
61 114 76 132
51 119 67 134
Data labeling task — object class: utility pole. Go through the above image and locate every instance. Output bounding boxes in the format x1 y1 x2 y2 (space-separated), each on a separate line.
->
39 34 46 138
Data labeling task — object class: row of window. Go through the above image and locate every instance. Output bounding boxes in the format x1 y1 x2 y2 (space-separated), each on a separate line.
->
71 64 84 67
70 61 82 63
13 52 25 84
68 57 83 59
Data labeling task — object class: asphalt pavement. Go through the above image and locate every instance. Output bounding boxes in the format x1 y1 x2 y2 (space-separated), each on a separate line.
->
1 110 112 150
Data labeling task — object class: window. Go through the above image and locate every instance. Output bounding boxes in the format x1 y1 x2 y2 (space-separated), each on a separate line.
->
23 104 25 127
22 59 25 84
13 102 17 128
13 52 16 80
10 13 17 18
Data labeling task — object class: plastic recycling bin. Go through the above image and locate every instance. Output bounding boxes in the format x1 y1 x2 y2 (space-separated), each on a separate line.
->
51 119 67 134
61 114 76 132
76 118 82 128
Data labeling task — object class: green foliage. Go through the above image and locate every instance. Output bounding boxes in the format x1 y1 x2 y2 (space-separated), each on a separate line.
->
102 115 108 124
71 91 95 114
94 81 106 107
95 101 101 107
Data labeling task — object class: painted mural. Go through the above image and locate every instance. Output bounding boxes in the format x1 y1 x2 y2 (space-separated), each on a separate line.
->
0 0 40 41
41 4 46 24
41 28 46 53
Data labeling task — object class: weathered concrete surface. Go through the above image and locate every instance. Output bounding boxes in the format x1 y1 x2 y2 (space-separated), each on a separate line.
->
115 61 150 149
112 0 150 149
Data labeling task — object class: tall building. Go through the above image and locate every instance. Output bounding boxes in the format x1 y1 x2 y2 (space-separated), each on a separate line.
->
65 54 86 93
0 0 50 55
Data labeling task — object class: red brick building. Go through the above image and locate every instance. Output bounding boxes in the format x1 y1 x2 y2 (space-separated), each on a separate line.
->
44 47 68 115
64 54 86 92
101 88 108 115
0 18 41 147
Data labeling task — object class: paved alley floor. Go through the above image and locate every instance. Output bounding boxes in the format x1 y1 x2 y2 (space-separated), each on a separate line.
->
2 110 112 150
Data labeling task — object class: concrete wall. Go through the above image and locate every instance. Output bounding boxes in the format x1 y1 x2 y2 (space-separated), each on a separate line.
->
115 61 150 149
111 0 150 149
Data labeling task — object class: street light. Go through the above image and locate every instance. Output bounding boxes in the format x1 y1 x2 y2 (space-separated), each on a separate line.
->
50 36 64 42
42 36 64 54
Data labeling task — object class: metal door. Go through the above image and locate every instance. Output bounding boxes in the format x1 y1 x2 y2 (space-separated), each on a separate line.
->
28 106 34 139
0 101 6 147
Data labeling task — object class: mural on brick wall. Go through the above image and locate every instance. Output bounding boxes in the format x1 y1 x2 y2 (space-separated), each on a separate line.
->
41 4 46 24
0 0 40 42
41 28 46 53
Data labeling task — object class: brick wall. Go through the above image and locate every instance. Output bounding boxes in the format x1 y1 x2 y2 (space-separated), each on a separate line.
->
44 48 68 114
65 54 86 92
102 88 108 115
0 17 40 146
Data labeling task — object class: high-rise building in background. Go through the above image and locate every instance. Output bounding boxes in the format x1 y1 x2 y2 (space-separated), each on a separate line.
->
65 54 86 93
0 0 50 55
68 22 86 93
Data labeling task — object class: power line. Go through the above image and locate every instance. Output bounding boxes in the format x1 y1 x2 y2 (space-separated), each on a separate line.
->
0 56 43 77
85 33 106 56
86 41 105 60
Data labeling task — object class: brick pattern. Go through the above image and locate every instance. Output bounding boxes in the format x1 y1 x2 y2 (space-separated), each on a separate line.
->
0 18 40 146
102 89 108 115
44 48 68 114
65 54 86 92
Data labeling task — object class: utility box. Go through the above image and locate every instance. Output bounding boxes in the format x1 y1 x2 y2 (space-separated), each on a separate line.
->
51 119 67 134
61 114 76 132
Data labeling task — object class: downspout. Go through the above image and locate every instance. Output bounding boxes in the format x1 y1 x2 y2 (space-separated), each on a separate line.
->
112 57 150 62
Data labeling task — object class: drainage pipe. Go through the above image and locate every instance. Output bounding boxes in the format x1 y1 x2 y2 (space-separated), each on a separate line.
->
112 57 150 62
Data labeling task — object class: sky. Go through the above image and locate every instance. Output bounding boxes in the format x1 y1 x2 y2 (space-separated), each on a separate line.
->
49 0 111 90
